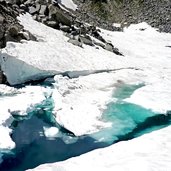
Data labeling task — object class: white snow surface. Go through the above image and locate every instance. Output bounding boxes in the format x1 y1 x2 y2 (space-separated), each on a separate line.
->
0 13 126 85
0 126 15 150
0 14 171 170
58 0 77 11
52 70 144 136
28 125 171 171
43 126 59 138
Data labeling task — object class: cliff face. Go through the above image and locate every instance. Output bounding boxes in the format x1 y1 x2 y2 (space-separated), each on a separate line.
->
73 0 171 32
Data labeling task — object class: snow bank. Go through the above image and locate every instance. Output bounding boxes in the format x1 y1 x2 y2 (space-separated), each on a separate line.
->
0 14 125 85
50 22 171 135
0 86 47 116
126 80 171 113
52 70 145 136
0 54 55 85
28 125 171 171
0 126 15 150
100 24 171 113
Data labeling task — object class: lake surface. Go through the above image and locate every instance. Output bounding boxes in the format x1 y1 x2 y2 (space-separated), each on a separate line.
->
0 83 170 171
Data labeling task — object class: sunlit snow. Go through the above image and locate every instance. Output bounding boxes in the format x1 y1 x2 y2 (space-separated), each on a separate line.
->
0 13 171 171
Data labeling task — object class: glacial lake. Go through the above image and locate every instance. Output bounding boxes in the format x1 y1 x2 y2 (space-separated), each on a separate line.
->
0 83 171 171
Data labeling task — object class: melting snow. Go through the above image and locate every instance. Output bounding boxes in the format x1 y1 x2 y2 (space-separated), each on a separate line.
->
0 13 171 170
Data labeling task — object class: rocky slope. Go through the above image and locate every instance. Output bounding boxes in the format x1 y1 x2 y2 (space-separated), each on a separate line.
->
0 0 170 85
73 0 171 32
0 0 123 85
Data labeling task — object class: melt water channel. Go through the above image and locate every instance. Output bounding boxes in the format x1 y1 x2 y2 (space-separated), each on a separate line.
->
1 83 171 171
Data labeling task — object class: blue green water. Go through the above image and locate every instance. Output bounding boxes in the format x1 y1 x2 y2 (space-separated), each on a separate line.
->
0 83 171 171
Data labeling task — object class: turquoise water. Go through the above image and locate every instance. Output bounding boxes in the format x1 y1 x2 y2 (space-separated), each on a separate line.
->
90 83 156 143
0 83 171 171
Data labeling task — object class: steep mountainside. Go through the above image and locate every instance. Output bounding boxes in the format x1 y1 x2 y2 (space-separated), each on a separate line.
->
73 0 171 32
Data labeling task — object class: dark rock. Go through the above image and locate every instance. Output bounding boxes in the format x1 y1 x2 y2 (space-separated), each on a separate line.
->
0 70 6 84
113 47 123 56
0 1 37 48
48 4 72 26
0 28 4 39
5 32 19 43
0 71 3 84
8 25 19 37
79 34 94 46
91 27 106 43
27 31 37 41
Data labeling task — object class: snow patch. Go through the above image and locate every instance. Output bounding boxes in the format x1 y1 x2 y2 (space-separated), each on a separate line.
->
124 22 158 32
43 127 59 139
126 80 171 113
0 126 15 150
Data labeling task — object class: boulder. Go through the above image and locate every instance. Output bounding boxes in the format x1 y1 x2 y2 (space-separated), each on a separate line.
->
105 42 123 56
8 25 19 37
0 69 6 84
79 35 94 46
68 37 83 47
48 4 72 26
29 4 40 15
39 5 47 15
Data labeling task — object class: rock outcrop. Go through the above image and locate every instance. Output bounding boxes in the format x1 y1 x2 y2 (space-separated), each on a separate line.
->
0 1 36 49
0 0 123 53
